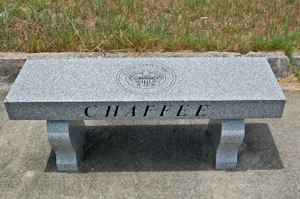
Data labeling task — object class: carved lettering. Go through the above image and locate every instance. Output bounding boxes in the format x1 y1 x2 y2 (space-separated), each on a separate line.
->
84 104 209 119
195 105 209 116
160 105 172 117
106 106 119 117
177 105 189 117
144 105 155 117
85 106 97 117
125 106 136 117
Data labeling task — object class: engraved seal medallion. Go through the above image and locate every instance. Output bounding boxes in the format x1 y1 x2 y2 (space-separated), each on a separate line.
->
117 63 176 95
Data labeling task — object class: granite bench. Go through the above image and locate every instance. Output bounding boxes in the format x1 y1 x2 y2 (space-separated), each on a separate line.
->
4 58 286 171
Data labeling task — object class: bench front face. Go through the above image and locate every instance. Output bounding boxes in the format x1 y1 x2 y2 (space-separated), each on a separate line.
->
4 58 286 120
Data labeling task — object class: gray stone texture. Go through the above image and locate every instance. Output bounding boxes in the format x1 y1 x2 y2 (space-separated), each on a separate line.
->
245 51 291 78
4 57 286 171
4 58 286 120
291 53 300 71
208 119 245 169
47 120 86 171
0 51 291 80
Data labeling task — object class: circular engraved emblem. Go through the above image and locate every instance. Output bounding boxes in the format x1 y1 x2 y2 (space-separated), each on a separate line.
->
117 63 176 95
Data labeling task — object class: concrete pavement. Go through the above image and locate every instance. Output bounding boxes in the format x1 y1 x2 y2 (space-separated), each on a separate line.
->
0 82 299 198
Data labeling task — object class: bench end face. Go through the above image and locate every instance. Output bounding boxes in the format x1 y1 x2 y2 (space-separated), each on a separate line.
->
4 99 286 120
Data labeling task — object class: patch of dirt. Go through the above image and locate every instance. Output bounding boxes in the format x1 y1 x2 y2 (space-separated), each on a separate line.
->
278 74 300 91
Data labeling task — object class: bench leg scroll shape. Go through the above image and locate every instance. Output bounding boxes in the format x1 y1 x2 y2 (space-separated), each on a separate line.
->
47 120 86 171
208 119 245 170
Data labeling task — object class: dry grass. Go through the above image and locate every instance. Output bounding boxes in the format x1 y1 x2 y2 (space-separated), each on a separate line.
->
278 75 300 91
277 65 300 90
0 0 300 55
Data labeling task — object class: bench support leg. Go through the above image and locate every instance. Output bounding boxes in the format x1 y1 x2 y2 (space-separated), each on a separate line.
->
208 119 245 170
47 120 86 172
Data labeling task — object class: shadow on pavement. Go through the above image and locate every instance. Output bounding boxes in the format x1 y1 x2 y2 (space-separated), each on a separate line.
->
45 123 283 172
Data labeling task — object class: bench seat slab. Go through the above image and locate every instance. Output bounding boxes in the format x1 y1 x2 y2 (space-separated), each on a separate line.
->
47 120 86 171
208 119 245 169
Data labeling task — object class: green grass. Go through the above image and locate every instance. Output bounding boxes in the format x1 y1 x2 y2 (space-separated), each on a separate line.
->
0 0 300 55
